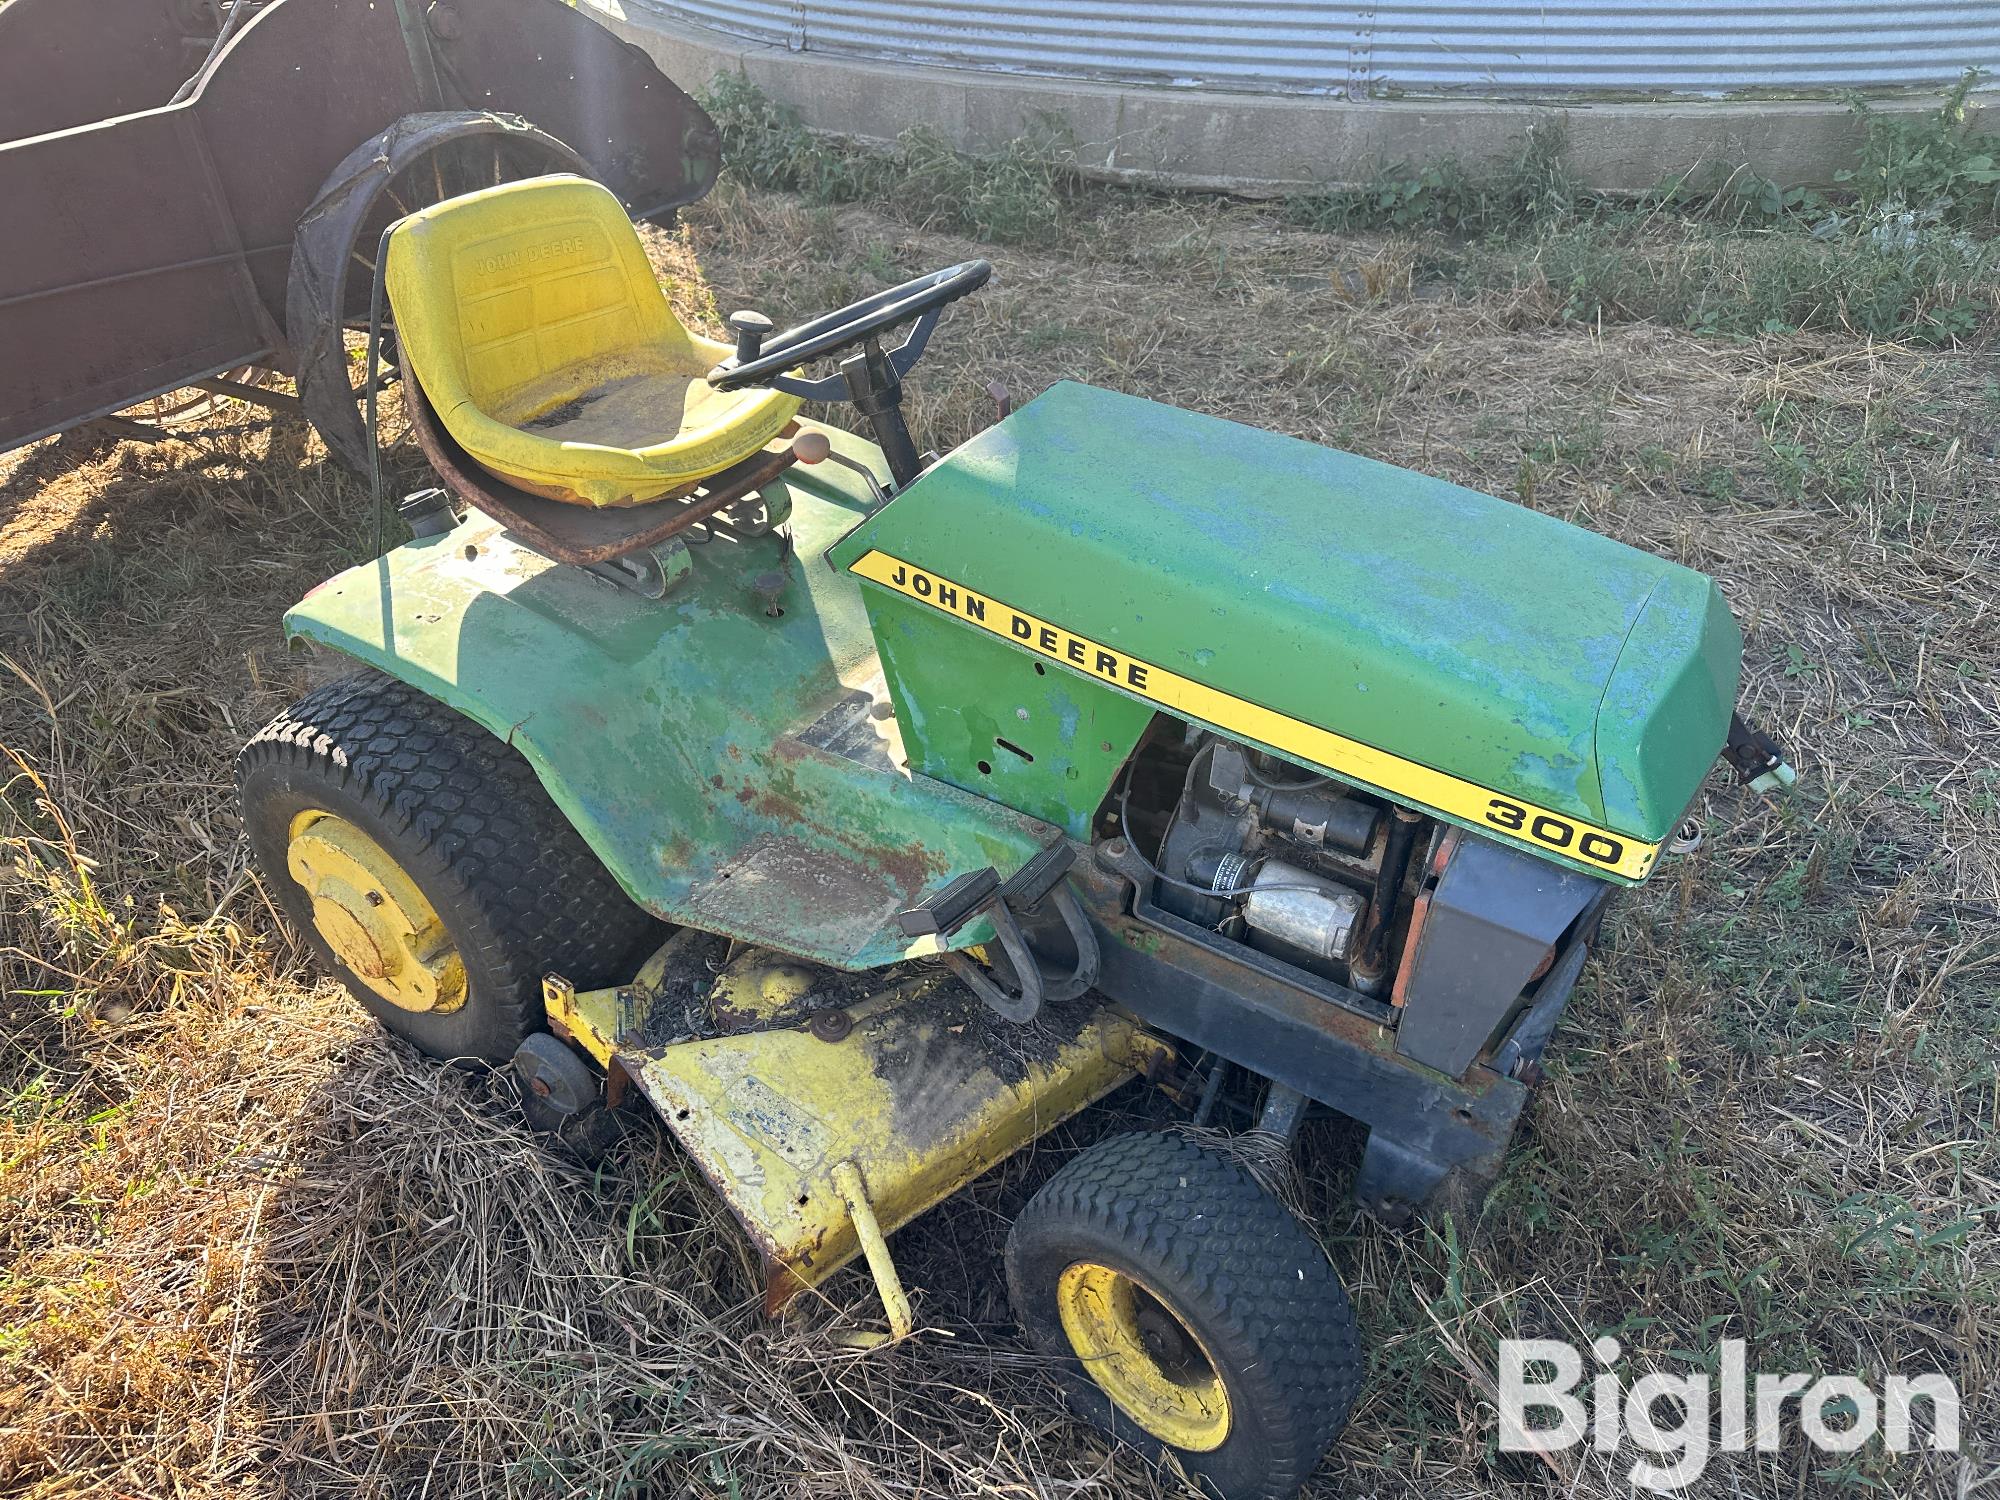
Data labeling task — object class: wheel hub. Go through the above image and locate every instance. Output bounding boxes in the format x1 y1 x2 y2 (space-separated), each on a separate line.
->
1135 1302 1197 1372
285 811 465 1014
1056 1261 1232 1451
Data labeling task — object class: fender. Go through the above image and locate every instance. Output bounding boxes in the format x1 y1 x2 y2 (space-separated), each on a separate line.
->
283 447 1055 970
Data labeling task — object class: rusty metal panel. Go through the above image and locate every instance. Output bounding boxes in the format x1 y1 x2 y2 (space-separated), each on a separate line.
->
0 0 225 145
182 0 429 316
0 112 275 448
0 0 419 447
627 0 2000 98
429 0 722 217
0 0 721 453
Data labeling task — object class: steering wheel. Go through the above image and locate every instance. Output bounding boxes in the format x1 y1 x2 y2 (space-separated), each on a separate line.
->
706 260 991 393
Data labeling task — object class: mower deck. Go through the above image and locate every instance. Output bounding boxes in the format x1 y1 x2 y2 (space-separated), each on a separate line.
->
548 934 1166 1313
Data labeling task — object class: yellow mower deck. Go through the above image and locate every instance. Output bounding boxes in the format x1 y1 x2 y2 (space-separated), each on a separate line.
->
546 934 1169 1327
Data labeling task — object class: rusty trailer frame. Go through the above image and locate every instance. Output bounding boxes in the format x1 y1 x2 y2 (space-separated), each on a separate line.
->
0 0 721 459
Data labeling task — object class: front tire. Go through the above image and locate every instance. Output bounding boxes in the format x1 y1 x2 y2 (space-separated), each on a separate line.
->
237 671 665 1063
1005 1131 1361 1500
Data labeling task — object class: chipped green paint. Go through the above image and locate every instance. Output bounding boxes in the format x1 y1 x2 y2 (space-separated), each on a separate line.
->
283 423 1055 969
869 589 1154 836
830 382 1740 873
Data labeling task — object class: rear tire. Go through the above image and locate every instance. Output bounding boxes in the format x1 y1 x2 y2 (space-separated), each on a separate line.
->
237 670 666 1063
1005 1131 1361 1500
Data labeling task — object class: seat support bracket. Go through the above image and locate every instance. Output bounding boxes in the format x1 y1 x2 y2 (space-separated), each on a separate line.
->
407 376 803 566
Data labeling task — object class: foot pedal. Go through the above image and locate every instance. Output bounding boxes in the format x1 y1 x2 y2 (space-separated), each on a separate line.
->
1001 840 1075 912
895 866 1000 938
898 843 1099 1025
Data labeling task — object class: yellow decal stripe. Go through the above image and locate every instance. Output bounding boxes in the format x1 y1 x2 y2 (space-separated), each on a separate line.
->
850 549 1658 882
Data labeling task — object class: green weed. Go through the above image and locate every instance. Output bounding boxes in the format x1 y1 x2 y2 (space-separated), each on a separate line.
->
1282 79 2000 343
1286 117 1578 237
1841 70 2000 226
1521 218 1996 340
701 73 1080 245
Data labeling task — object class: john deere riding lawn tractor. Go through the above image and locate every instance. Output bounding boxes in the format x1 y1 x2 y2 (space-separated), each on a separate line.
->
238 172 1792 1498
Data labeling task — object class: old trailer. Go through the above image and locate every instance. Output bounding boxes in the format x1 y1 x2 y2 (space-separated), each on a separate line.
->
0 0 719 466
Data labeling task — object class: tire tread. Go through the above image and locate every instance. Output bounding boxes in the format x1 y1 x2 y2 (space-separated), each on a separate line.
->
1007 1130 1361 1500
237 670 660 1058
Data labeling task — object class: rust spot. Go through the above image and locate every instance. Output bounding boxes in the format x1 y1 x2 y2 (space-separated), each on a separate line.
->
1390 886 1434 1009
652 1123 792 1306
708 991 759 1034
766 1249 823 1315
751 789 808 824
866 839 938 898
710 774 726 790
807 1008 853 1042
605 1057 634 1111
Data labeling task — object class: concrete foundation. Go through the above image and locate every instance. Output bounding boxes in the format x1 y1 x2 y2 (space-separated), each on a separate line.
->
584 0 1989 196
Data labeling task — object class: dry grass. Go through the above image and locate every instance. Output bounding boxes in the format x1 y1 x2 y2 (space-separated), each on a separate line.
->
3 178 1996 1499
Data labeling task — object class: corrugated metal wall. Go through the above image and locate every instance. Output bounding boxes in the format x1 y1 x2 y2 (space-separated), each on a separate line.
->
633 0 2000 98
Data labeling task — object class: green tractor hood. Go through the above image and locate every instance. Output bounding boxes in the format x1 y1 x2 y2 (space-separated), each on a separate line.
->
830 382 1740 884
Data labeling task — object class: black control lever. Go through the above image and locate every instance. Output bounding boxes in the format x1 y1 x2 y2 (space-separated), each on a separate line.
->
707 261 990 490
727 309 773 364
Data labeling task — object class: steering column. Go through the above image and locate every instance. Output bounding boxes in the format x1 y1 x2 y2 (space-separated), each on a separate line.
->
706 260 991 490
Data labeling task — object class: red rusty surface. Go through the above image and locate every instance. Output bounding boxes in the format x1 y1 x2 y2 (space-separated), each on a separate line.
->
404 379 802 565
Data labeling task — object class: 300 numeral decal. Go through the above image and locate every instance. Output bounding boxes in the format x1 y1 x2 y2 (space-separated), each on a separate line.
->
1484 798 1626 867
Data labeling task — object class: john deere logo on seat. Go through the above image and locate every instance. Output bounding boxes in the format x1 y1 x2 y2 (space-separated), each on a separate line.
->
474 233 590 277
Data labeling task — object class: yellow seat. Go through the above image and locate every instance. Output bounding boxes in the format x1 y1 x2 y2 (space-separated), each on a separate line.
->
384 176 800 508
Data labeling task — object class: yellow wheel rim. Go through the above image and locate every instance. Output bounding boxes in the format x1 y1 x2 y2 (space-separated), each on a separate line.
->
1056 1261 1232 1451
285 810 466 1015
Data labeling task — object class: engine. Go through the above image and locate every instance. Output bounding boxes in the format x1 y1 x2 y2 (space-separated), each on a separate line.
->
1116 729 1431 998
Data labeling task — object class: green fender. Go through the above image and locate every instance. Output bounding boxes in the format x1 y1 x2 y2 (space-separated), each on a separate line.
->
282 429 1057 970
